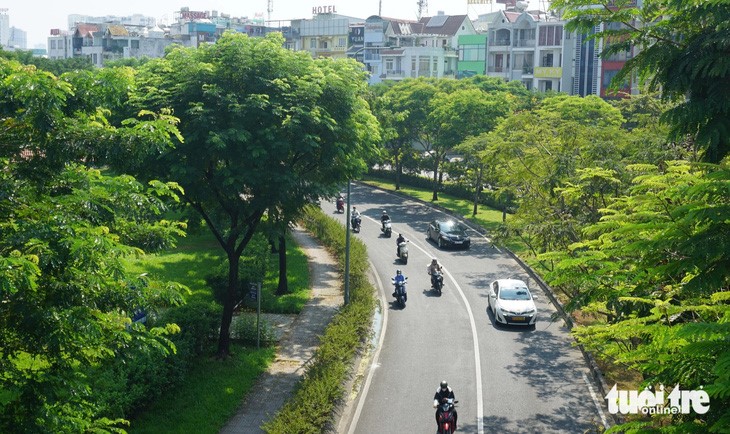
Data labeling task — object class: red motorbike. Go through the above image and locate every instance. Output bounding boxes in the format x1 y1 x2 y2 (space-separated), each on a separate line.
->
436 398 458 434
336 197 345 213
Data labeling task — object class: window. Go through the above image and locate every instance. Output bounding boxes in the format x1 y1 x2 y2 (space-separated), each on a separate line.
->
460 44 485 61
339 37 346 47
310 38 316 49
131 40 139 49
538 25 563 46
542 52 554 67
385 58 394 72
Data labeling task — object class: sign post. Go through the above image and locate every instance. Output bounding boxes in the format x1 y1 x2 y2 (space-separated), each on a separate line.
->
249 282 262 349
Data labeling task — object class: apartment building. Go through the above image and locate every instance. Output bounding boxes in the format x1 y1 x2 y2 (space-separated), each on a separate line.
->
482 9 573 92
367 12 477 84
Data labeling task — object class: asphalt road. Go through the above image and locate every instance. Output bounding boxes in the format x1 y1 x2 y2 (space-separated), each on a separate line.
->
330 183 607 434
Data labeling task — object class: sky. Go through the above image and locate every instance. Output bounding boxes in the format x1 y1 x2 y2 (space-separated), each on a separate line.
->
3 0 548 49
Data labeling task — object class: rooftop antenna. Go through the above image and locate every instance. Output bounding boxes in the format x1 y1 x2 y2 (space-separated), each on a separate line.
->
417 0 428 19
267 0 273 21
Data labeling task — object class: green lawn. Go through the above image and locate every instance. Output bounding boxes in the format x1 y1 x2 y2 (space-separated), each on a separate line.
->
123 230 311 312
125 228 311 432
128 345 275 434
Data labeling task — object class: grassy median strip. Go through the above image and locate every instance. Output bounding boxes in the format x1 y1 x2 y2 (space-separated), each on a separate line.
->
125 230 310 434
262 206 376 434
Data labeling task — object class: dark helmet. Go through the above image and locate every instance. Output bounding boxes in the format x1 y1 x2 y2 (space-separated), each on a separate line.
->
396 269 402 275
399 233 403 237
440 380 448 390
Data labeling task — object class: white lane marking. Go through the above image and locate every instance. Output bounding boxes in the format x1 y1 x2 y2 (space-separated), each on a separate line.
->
355 190 485 434
582 371 609 429
347 261 388 434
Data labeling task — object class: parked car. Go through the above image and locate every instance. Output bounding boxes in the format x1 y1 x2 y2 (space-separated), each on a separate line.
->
427 219 471 249
487 279 537 326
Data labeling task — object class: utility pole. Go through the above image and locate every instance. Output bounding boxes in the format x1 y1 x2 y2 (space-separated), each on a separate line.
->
344 181 351 305
267 0 273 22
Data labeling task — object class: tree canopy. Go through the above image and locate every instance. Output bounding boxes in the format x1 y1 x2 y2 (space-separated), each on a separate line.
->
129 32 380 357
552 0 730 163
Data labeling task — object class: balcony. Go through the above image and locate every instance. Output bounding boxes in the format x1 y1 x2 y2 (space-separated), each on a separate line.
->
489 39 511 47
385 70 405 78
513 39 535 48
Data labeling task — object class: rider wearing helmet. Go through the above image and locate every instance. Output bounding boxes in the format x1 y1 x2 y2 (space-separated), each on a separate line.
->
433 380 457 430
427 258 444 288
392 269 407 301
380 210 391 229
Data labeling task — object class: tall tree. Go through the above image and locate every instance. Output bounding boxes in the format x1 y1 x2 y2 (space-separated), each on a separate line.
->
130 32 379 358
0 55 186 433
542 161 730 432
552 0 730 163
426 85 512 201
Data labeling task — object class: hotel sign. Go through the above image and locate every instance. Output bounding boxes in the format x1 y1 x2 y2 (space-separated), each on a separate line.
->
534 66 562 78
313 5 338 14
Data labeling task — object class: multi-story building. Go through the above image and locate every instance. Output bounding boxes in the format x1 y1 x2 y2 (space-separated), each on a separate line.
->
291 12 364 60
0 8 10 49
482 8 573 92
457 34 488 78
368 12 477 84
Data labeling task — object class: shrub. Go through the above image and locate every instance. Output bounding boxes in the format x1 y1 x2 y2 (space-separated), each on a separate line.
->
262 206 376 433
232 314 277 347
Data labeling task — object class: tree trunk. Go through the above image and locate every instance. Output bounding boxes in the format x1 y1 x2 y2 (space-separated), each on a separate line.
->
395 154 401 191
276 235 288 295
217 251 240 359
432 160 439 201
473 166 483 217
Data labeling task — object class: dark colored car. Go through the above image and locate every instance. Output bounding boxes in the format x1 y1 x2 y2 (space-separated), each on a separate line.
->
427 219 471 249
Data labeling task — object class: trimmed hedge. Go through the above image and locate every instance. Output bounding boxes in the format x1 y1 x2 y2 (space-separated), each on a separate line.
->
262 206 376 434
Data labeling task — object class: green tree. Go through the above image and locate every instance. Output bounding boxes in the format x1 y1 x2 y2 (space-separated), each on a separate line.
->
541 161 730 432
491 95 628 261
0 164 186 433
552 0 730 163
130 32 379 358
0 54 188 433
426 85 512 201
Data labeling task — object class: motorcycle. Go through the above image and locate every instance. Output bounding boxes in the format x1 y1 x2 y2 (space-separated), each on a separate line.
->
391 276 407 308
336 197 345 214
430 269 444 295
351 215 361 233
397 240 409 264
381 219 392 238
436 398 458 434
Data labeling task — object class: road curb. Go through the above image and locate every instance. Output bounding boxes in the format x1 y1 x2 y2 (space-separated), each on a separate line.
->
357 180 618 426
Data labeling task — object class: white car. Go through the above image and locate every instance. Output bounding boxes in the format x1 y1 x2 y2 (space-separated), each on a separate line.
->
487 279 537 326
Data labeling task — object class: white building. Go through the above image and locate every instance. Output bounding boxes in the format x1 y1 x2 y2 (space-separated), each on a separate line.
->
368 12 477 84
481 8 573 92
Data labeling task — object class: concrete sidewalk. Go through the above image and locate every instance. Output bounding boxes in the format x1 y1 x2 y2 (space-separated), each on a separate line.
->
219 226 343 434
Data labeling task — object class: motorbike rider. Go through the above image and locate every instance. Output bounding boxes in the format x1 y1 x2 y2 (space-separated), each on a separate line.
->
380 210 391 229
433 380 457 431
351 206 361 227
427 258 444 288
336 195 345 211
396 233 406 256
391 269 407 301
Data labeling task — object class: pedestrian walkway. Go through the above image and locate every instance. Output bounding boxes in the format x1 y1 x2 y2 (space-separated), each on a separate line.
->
219 226 343 434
